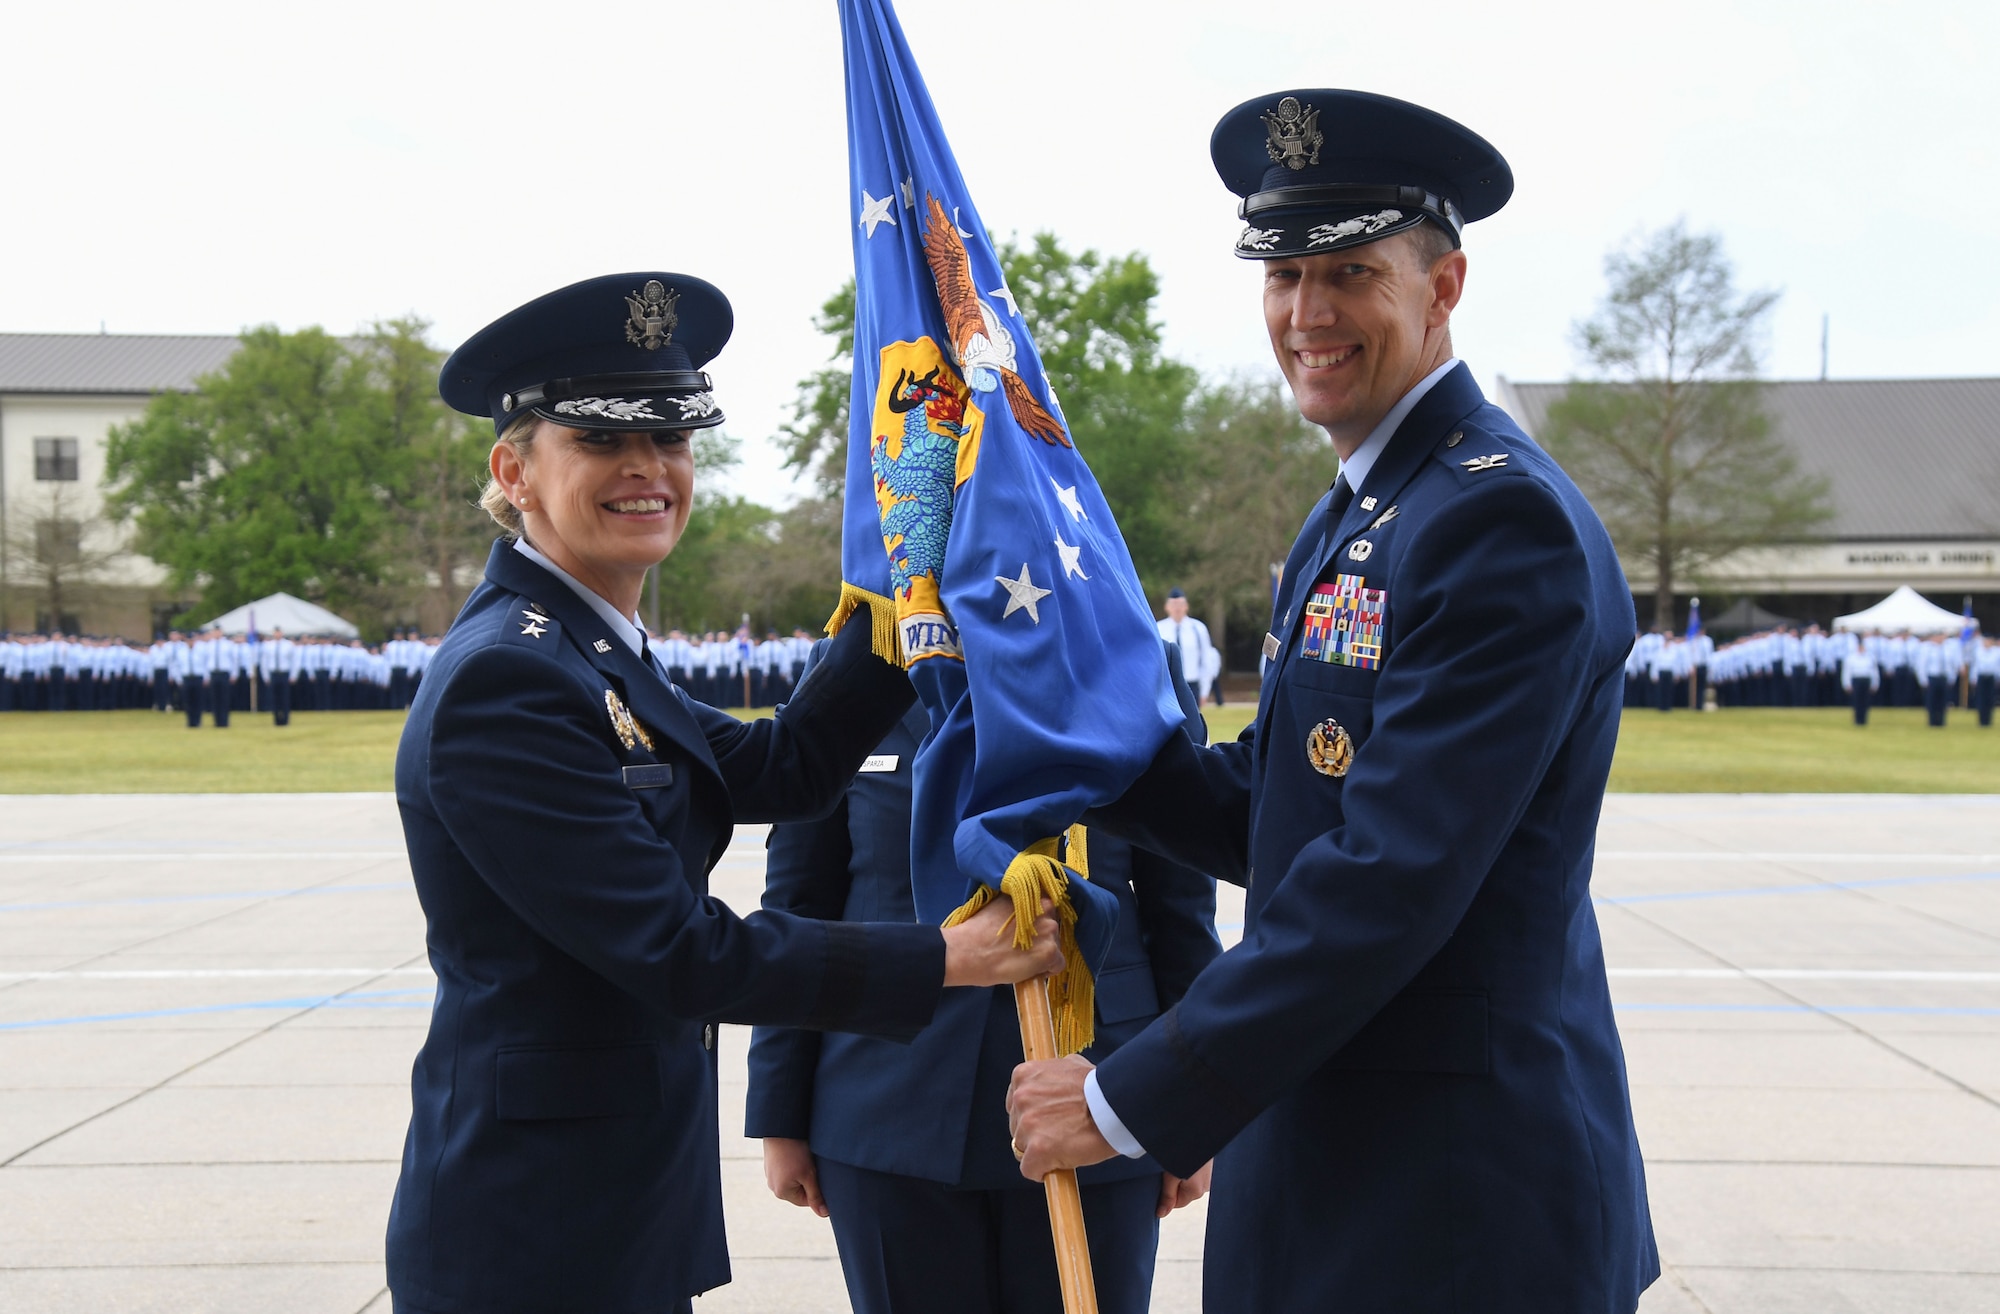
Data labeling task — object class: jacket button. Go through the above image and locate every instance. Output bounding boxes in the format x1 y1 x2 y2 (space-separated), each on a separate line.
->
1445 430 1464 448
702 1024 715 1052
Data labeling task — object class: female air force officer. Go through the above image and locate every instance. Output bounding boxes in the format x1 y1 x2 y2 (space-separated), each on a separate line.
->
387 273 1059 1314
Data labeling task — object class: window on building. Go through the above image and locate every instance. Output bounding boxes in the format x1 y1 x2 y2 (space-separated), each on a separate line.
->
34 437 80 481
34 518 83 566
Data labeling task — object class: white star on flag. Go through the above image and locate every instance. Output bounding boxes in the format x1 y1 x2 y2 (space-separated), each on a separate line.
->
1050 478 1086 522
995 564 1053 623
990 284 1019 317
859 191 897 237
1054 534 1089 580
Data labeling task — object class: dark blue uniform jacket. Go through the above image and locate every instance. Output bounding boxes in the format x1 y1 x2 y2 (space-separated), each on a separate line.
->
388 541 945 1313
744 645 1221 1189
1092 366 1659 1313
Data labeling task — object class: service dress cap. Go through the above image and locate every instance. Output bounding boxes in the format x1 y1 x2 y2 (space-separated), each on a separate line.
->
440 273 733 435
1212 90 1512 260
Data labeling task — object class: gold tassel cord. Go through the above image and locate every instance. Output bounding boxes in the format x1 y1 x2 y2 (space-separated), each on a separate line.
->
825 582 902 666
944 836 1096 1055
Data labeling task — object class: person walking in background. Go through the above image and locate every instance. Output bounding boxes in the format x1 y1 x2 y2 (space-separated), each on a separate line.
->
1842 637 1879 727
1156 589 1219 706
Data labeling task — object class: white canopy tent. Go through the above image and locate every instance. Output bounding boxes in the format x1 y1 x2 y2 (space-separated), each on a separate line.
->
1832 585 1975 636
199 592 359 639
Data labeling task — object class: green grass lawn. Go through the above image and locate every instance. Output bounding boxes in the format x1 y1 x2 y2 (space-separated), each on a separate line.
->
1 705 1992 794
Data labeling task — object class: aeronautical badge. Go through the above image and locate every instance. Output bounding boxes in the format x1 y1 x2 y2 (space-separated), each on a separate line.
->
604 689 655 753
1347 539 1374 562
1262 96 1322 171
1306 718 1354 779
624 279 680 350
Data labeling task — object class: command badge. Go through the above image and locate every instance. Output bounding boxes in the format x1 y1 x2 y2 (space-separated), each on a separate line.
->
1306 718 1354 779
604 689 655 753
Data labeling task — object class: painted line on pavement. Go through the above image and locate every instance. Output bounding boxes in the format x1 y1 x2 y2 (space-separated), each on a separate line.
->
1596 871 2000 905
0 851 406 862
1608 968 2000 983
1597 852 2000 863
1616 1002 2000 1017
0 968 434 982
0 988 435 1031
0 882 409 914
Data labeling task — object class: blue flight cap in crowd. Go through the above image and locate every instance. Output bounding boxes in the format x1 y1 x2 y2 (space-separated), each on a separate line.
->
1212 90 1512 260
1166 588 1186 599
440 273 733 435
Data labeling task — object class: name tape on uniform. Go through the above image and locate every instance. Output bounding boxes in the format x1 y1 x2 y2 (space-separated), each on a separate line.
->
622 763 675 790
859 754 900 773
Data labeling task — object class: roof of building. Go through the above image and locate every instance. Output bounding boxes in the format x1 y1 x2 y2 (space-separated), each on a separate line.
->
1496 376 2000 542
0 333 242 396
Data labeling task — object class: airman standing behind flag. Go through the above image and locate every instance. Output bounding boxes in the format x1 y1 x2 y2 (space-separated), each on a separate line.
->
1006 88 1656 1313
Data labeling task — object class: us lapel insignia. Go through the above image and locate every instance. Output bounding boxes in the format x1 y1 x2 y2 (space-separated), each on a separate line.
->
604 689 656 753
1370 505 1400 531
1360 496 1378 512
520 604 551 639
1348 539 1374 562
1306 718 1354 779
1462 453 1509 472
593 639 613 654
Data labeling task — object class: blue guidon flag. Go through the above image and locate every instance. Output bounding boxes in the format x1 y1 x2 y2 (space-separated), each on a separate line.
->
831 0 1183 1052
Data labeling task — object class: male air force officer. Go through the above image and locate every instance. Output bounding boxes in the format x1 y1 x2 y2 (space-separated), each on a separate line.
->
1007 91 1656 1313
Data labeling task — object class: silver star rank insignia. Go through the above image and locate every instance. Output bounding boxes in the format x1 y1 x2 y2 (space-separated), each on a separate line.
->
1462 453 1509 472
520 605 552 639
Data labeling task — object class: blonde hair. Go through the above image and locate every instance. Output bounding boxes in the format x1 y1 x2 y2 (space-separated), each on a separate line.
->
479 413 541 537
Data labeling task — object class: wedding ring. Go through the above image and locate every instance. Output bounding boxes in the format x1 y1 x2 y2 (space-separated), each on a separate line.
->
1011 1137 1025 1161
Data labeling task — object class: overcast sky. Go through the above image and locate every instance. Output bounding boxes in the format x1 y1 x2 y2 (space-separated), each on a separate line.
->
5 0 1994 504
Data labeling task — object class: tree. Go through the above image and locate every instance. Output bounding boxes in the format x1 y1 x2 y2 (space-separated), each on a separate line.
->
1173 376 1340 661
1543 222 1831 626
1 481 125 632
104 326 400 628
103 321 495 638
364 318 496 634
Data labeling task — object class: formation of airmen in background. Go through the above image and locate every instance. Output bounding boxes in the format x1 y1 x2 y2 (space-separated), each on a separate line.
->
0 630 442 725
8 618 1993 731
1628 625 2000 727
0 624 823 724
646 627 819 711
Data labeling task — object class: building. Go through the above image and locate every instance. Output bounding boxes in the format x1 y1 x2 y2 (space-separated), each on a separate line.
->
1497 377 2000 632
0 334 240 638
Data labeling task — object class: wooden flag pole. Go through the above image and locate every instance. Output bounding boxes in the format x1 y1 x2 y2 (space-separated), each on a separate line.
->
1014 975 1099 1314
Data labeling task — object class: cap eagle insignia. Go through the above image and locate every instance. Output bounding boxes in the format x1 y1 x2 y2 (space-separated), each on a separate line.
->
625 280 680 351
918 194 1069 447
1263 96 1322 172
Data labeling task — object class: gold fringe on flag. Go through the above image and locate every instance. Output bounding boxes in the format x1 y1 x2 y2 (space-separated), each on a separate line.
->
825 582 902 666
944 831 1097 1055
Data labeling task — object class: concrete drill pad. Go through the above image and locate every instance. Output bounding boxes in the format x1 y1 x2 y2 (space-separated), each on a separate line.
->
2 793 1998 1312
